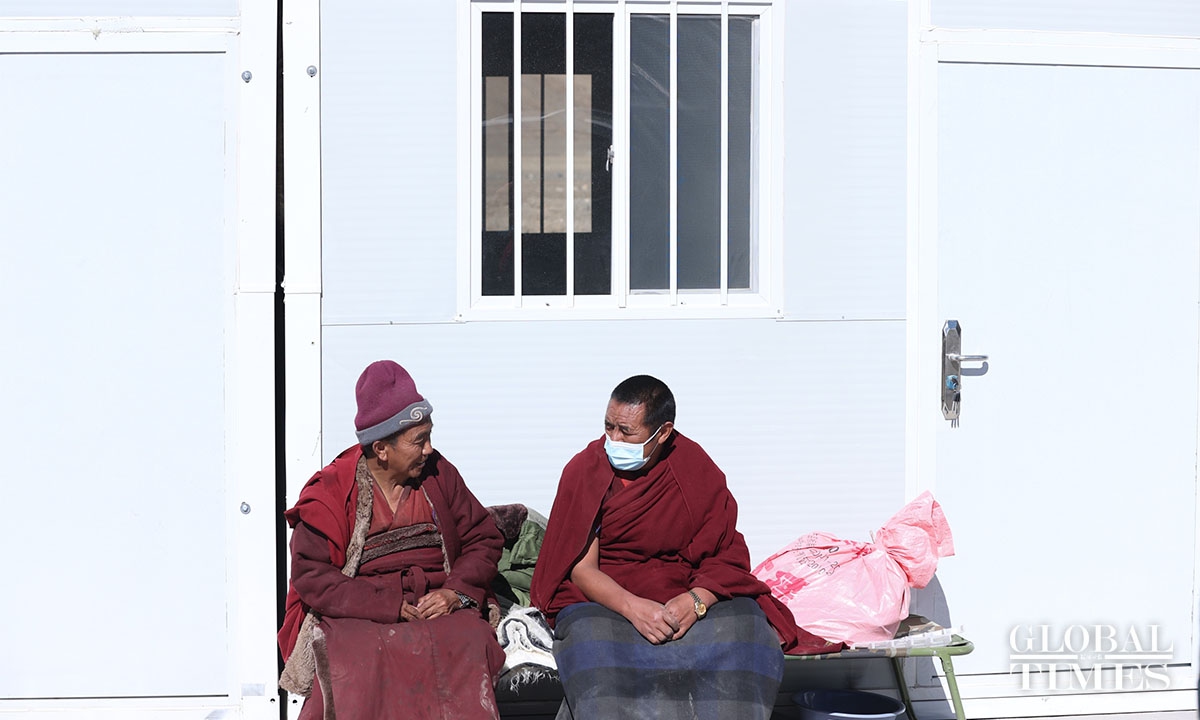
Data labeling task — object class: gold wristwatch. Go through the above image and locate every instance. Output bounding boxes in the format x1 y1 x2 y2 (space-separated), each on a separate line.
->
688 590 707 619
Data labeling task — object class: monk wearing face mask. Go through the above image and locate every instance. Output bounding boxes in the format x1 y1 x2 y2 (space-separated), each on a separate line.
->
531 375 832 720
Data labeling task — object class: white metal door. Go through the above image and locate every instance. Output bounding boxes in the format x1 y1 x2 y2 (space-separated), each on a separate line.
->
913 57 1200 716
0 11 278 719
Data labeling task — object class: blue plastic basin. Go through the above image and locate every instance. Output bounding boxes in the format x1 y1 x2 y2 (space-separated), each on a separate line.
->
792 689 905 720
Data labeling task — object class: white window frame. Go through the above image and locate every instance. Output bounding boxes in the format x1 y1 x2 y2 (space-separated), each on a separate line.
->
457 0 785 320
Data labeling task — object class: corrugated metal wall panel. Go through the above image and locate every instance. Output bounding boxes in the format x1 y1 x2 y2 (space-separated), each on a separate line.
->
0 1 236 15
320 319 907 564
932 0 1200 36
782 0 908 321
315 0 915 561
321 1 459 325
320 0 912 325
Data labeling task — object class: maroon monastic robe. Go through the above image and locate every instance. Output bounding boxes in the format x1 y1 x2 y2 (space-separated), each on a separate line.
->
278 445 505 719
279 445 502 659
530 432 834 655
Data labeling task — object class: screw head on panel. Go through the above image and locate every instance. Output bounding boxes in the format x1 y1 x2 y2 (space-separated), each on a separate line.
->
307 65 318 77
241 70 253 83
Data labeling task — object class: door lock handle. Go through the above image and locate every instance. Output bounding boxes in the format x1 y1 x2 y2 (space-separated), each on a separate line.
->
942 321 989 427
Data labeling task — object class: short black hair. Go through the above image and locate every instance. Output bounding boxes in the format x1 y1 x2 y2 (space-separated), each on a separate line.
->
610 375 676 429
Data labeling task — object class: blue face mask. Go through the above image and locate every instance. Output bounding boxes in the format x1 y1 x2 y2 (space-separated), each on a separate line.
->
604 425 664 472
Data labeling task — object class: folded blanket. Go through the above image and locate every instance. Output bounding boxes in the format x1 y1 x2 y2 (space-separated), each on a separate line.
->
553 598 784 720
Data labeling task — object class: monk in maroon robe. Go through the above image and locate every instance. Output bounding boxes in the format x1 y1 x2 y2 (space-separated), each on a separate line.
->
278 361 505 720
531 375 832 720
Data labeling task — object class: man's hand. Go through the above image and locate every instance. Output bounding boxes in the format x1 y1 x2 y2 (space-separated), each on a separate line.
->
663 593 700 641
416 588 462 619
624 596 680 645
400 600 422 621
665 588 717 642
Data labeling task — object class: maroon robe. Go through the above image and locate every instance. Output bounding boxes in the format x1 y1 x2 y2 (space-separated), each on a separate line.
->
279 445 505 719
530 432 834 655
280 445 502 658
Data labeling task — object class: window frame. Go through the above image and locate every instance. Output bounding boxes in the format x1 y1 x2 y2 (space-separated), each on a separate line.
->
458 0 784 320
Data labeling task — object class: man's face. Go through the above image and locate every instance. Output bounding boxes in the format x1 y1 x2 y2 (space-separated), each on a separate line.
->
604 399 655 445
383 420 434 479
604 399 674 468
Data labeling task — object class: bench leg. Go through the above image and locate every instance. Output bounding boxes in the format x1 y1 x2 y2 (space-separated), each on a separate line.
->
892 655 968 720
891 658 919 720
936 654 968 720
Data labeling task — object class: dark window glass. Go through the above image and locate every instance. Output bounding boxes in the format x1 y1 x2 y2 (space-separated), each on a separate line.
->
574 13 614 295
481 12 514 296
520 13 567 294
727 16 755 290
677 15 721 290
482 12 613 297
484 12 753 302
629 15 670 292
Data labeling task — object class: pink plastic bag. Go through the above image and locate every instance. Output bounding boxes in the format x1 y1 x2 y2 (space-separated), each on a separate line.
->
752 491 955 646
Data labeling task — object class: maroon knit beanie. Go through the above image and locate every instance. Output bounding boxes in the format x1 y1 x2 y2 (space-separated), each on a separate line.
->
354 360 433 445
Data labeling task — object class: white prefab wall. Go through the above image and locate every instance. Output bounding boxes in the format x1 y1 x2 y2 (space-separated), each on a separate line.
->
784 0 907 321
320 0 909 326
0 0 235 14
321 1 459 325
320 319 908 564
290 0 1200 717
931 0 1200 36
310 0 913 565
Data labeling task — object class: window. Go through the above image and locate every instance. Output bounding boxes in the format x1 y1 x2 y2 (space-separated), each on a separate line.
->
465 2 780 317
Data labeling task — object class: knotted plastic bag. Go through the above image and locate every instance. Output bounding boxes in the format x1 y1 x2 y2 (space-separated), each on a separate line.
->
752 491 955 646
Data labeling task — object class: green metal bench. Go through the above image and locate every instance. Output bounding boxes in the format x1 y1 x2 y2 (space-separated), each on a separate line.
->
788 616 974 720
495 614 975 720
